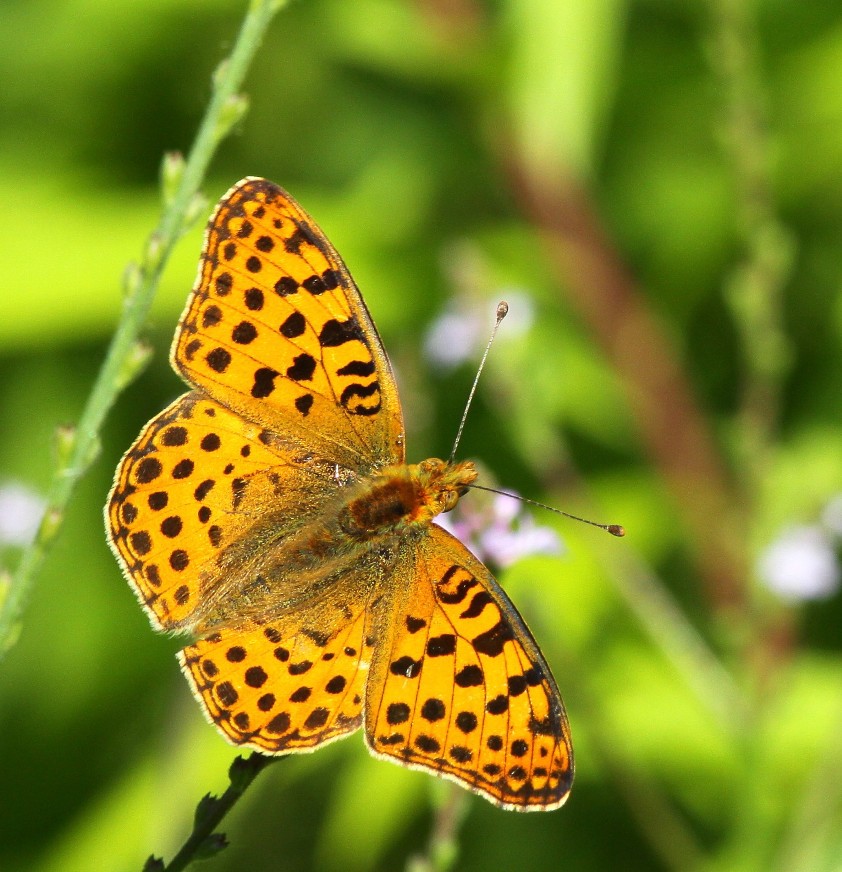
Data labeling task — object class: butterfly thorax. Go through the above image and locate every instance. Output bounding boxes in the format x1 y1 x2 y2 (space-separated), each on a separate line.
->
190 458 477 631
338 458 478 540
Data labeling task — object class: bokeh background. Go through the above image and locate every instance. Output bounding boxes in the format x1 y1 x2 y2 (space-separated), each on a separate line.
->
2 1 842 870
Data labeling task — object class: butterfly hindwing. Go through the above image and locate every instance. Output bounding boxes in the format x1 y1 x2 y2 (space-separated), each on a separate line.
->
179 605 371 752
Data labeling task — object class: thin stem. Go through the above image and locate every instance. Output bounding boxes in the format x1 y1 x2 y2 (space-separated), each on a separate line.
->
773 697 842 872
568 648 703 872
0 0 287 658
406 783 470 872
710 0 792 489
148 753 280 872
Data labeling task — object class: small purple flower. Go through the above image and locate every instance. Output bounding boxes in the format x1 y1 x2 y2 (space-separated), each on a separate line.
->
756 525 840 602
423 306 486 370
436 490 563 570
0 482 45 548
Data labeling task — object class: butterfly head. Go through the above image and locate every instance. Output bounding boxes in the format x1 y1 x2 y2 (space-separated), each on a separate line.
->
413 457 478 519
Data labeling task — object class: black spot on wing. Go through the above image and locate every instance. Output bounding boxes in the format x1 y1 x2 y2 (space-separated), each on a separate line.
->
319 318 364 348
427 634 456 657
202 306 222 328
275 276 299 296
339 381 381 416
472 620 515 657
280 311 306 338
390 656 422 678
232 321 257 344
206 348 231 373
215 273 233 296
336 359 375 377
438 574 478 604
284 221 320 254
460 590 494 619
387 703 410 725
286 353 316 382
302 273 330 294
295 394 314 416
252 367 279 398
455 664 483 687
321 268 340 290
405 616 426 634
244 287 264 310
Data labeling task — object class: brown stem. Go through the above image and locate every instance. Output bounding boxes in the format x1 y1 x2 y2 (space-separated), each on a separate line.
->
507 163 746 614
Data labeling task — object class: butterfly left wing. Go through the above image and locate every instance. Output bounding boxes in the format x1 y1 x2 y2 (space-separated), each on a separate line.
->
172 178 404 470
106 392 362 635
178 578 376 753
365 525 573 810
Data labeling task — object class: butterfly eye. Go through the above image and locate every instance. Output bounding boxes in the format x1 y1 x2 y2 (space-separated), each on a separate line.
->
440 490 460 513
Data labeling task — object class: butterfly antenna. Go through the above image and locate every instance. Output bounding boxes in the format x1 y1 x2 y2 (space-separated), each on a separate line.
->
467 483 626 537
448 301 509 465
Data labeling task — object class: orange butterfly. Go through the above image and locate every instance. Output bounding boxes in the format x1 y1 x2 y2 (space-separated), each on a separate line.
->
106 178 573 810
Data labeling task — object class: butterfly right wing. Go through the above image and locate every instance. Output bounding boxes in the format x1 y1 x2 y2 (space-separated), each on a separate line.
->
364 524 573 810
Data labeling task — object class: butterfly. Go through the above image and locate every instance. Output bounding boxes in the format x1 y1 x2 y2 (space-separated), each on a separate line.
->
106 177 573 810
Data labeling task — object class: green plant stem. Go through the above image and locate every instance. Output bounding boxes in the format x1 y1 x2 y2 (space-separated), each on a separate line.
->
0 0 286 658
151 753 280 872
774 698 842 872
406 783 469 872
569 649 703 872
710 0 792 490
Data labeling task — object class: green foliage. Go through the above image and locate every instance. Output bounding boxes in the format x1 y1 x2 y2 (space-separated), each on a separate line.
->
2 1 842 870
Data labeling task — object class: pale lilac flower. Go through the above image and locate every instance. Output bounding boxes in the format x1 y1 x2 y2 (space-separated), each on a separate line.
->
423 291 535 371
436 490 563 570
423 306 485 370
756 525 840 602
0 482 45 547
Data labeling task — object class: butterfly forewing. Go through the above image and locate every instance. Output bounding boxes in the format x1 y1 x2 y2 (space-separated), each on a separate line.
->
173 178 404 470
365 525 573 810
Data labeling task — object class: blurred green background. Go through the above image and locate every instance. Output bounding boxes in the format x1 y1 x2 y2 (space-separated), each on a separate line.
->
2 1 842 870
